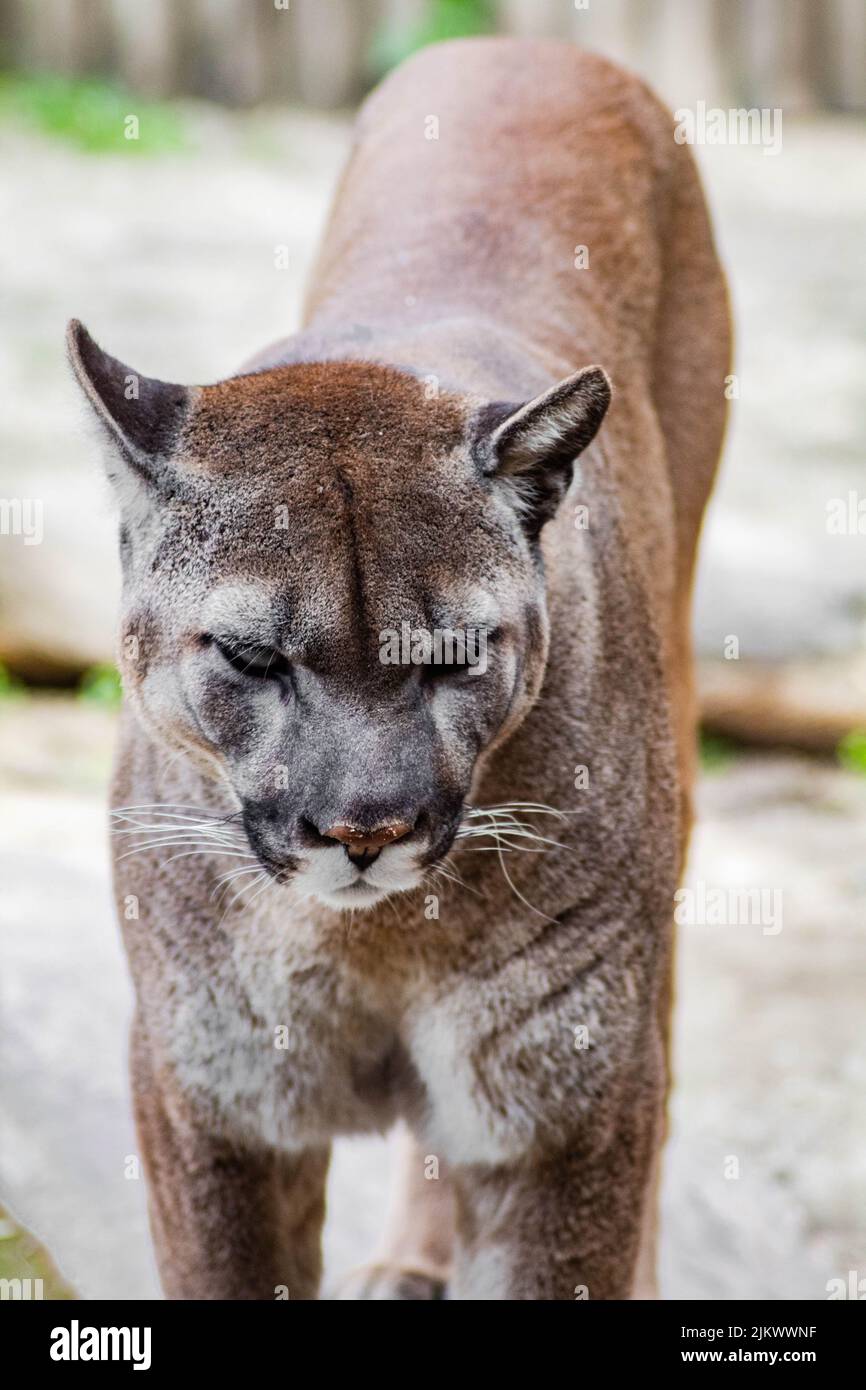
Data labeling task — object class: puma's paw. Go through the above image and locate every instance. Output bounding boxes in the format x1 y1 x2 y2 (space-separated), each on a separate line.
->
332 1261 448 1300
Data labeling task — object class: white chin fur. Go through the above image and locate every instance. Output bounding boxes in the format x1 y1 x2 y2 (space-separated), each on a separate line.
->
314 882 395 911
293 841 424 912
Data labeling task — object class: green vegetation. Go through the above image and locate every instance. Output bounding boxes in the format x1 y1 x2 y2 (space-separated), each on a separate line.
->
0 74 186 153
0 1205 76 1300
699 730 740 773
0 660 25 701
837 728 866 776
370 0 495 76
78 663 123 708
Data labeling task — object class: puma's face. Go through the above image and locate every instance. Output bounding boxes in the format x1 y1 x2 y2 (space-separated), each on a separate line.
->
69 322 609 909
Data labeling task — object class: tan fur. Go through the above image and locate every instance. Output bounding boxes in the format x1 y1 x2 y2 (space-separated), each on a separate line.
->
70 39 729 1300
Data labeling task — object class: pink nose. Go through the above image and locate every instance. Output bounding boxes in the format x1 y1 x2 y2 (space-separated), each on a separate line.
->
323 821 412 860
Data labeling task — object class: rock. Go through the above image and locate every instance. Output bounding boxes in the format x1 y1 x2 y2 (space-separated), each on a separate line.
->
0 461 119 681
698 653 866 751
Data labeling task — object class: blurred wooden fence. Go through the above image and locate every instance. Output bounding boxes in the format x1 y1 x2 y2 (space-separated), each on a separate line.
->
1 0 864 111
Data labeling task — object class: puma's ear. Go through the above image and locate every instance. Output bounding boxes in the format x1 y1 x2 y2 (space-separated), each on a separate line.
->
66 319 191 495
480 366 612 539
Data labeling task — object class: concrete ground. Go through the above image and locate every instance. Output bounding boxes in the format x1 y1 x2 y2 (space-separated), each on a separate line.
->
1 697 864 1300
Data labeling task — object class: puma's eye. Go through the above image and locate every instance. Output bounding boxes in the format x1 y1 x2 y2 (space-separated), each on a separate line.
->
421 629 497 682
423 658 466 682
209 636 291 681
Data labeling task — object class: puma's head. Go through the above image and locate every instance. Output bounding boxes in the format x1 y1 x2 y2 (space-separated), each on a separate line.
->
68 320 610 910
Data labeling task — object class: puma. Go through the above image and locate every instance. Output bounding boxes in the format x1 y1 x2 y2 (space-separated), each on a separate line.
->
68 38 729 1300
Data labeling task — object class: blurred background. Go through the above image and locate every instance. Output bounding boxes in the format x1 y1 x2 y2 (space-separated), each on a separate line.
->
1 0 864 1300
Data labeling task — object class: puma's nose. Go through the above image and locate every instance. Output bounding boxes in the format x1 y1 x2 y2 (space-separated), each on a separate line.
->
323 820 413 866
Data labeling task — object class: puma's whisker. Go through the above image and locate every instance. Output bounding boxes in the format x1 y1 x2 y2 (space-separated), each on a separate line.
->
215 869 271 926
117 844 256 865
455 807 571 855
493 837 557 924
212 865 264 902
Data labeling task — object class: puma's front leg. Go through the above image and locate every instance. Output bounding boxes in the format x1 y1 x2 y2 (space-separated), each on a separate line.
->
452 1095 661 1301
132 1023 330 1300
334 1124 455 1299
